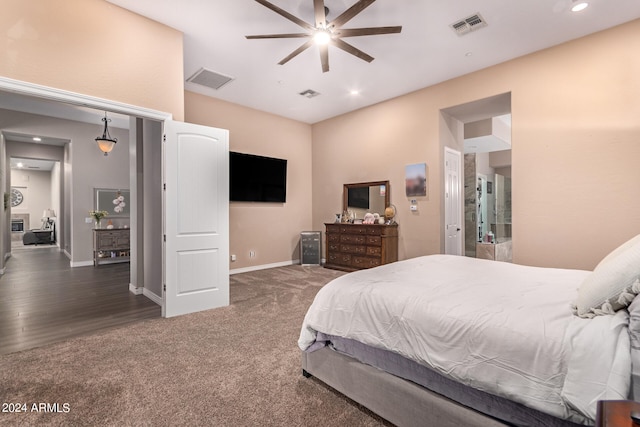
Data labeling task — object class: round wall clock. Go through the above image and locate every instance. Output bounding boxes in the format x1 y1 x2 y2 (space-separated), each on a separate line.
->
10 188 24 207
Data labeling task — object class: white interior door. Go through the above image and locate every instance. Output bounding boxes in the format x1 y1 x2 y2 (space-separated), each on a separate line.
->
444 147 463 255
163 120 229 317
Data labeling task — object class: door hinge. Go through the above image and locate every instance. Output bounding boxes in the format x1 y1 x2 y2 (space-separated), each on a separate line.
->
163 183 166 190
163 134 166 142
163 234 166 242
163 283 166 292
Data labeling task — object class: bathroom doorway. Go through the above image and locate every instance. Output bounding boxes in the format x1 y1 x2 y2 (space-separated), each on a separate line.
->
441 93 512 262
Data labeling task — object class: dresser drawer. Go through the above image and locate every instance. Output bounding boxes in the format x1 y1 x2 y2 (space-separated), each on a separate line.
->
353 256 381 269
341 244 366 255
366 246 382 256
328 234 340 243
341 234 366 245
328 243 341 252
328 250 353 264
366 236 381 245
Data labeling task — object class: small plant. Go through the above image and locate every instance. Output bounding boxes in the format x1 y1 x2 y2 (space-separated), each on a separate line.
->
89 210 108 224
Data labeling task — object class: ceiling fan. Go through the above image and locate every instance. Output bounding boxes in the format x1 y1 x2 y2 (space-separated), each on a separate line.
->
246 0 402 73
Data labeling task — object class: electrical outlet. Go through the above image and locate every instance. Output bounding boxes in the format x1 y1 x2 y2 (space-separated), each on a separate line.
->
230 254 236 262
249 250 256 258
410 205 418 211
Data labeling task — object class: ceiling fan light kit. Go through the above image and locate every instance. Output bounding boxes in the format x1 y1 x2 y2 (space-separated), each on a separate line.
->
246 0 402 73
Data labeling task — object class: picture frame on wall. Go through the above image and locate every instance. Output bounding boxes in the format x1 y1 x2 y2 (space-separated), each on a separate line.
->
95 188 130 217
405 163 427 197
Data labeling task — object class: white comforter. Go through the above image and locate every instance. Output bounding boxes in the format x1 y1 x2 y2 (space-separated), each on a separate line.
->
299 255 630 424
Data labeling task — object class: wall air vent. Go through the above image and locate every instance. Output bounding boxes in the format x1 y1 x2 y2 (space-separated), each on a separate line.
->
299 89 321 99
450 13 488 36
186 68 234 90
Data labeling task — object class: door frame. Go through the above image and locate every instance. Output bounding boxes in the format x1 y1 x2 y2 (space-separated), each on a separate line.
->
0 77 170 122
0 76 171 306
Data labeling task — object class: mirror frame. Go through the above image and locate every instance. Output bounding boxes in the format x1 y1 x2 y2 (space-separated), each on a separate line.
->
343 180 390 213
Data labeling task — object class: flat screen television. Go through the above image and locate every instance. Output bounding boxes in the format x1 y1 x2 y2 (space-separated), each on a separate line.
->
229 151 287 203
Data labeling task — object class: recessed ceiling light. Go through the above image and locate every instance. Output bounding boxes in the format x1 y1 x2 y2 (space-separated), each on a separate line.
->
33 137 41 142
571 2 589 12
350 90 360 95
465 52 473 57
17 162 24 168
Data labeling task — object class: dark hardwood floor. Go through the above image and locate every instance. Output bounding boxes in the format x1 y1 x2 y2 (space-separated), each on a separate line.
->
0 245 160 355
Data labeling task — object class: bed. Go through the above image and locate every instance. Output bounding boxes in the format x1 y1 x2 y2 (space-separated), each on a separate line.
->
298 237 640 427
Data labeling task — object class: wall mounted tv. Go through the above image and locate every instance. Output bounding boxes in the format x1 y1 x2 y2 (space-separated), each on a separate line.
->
229 151 287 203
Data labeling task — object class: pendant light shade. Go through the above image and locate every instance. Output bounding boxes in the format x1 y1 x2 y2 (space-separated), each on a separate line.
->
95 112 117 156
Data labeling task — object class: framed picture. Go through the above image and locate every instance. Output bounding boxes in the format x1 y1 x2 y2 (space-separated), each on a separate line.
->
405 163 427 197
95 188 130 217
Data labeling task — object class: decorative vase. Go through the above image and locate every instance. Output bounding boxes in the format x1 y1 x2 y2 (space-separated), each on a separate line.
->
95 221 101 229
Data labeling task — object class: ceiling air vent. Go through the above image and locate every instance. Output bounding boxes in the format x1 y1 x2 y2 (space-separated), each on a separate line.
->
299 89 321 99
450 13 487 36
186 68 234 90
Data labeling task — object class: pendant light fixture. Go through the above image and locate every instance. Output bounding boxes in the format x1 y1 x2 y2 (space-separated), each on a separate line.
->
95 112 117 156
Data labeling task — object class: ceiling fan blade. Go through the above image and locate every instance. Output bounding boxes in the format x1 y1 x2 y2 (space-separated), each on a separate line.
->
319 44 329 73
330 0 376 29
337 26 402 37
254 0 315 31
332 38 374 63
278 40 314 65
246 33 310 39
313 0 326 27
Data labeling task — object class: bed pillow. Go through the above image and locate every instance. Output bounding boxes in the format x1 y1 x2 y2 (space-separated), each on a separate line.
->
573 234 640 318
595 233 640 270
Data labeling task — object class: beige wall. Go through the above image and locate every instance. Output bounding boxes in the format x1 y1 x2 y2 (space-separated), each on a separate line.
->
312 19 640 270
0 0 185 120
184 91 313 270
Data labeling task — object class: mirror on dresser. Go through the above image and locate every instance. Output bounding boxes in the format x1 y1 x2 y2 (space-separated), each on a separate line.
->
342 180 390 222
325 180 397 272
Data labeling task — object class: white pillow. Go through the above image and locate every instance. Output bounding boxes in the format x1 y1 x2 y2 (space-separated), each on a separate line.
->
573 234 640 318
595 233 640 270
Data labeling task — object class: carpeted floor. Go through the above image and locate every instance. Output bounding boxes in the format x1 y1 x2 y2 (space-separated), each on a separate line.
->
0 265 392 427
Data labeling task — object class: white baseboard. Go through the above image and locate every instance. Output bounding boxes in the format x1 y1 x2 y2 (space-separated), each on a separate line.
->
143 288 162 306
63 249 71 259
129 284 161 306
129 283 144 295
70 260 94 267
230 259 301 275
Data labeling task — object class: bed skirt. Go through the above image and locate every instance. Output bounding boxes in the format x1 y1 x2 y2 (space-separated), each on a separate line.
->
302 343 589 427
302 346 507 427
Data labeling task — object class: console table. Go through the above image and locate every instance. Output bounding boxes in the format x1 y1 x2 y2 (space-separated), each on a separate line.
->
324 223 398 272
93 229 130 266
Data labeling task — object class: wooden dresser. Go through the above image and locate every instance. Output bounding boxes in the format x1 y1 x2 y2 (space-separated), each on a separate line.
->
324 223 398 272
596 400 640 426
93 229 130 266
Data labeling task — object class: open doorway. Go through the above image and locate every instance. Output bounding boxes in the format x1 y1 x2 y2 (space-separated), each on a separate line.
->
441 93 512 262
0 83 166 354
9 156 61 250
